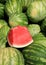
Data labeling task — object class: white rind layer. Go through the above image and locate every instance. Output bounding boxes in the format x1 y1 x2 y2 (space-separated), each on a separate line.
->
7 37 33 48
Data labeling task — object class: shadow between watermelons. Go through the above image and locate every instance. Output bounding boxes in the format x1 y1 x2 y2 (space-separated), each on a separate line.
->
41 31 46 37
22 6 27 13
4 10 9 22
4 10 10 27
6 42 10 47
0 0 6 4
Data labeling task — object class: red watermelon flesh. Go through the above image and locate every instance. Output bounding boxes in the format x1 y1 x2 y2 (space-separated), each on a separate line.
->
7 26 33 48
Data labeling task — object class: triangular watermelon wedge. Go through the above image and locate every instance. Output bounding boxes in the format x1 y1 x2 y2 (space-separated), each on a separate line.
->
7 26 33 48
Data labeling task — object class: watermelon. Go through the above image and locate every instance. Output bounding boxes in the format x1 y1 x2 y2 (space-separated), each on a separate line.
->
33 33 45 40
9 13 28 27
0 34 7 48
0 25 10 36
41 18 46 32
7 26 33 48
0 25 10 48
23 33 46 65
0 20 7 28
5 0 22 16
27 0 46 23
0 47 24 65
28 24 40 36
0 3 4 18
21 0 31 9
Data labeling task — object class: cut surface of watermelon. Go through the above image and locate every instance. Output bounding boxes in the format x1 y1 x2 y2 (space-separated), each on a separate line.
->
7 26 33 48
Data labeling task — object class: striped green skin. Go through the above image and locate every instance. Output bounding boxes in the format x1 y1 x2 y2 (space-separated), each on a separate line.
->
23 33 46 65
5 0 22 16
28 24 40 36
33 32 46 43
9 13 28 27
27 0 46 23
0 47 24 65
0 25 10 36
0 20 7 29
0 3 4 18
33 32 46 39
0 25 10 48
0 34 7 48
21 0 31 8
41 18 46 32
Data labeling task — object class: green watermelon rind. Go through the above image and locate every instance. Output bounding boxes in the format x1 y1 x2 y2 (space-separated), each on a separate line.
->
23 33 46 65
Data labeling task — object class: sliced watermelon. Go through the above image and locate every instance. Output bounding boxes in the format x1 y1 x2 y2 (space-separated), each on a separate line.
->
7 26 33 48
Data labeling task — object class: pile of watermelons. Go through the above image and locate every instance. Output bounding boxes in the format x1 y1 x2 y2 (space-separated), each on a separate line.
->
0 0 46 65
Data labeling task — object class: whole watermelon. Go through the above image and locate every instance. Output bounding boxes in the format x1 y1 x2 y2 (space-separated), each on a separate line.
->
23 33 46 65
0 34 7 48
28 24 40 36
0 20 7 28
27 0 46 23
0 25 10 36
0 3 4 18
5 0 22 16
0 47 24 65
0 25 10 48
9 13 28 27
